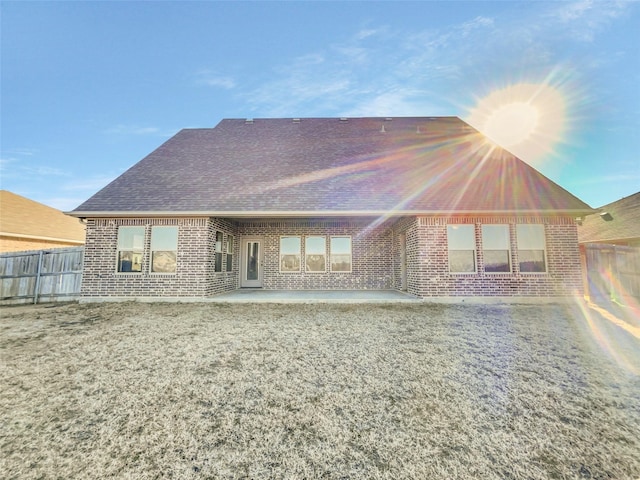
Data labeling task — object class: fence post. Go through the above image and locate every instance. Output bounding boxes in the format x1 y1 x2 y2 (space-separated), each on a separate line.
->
33 250 44 305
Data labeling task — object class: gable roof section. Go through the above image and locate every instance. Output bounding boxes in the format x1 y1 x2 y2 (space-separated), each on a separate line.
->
71 117 593 217
1 190 86 243
578 191 640 244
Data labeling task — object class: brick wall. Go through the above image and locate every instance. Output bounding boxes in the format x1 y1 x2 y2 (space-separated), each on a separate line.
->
236 219 393 290
394 215 583 297
81 215 583 298
81 217 232 297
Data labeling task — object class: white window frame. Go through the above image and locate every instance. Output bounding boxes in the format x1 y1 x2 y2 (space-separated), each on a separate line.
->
226 234 234 272
305 236 326 273
481 224 511 274
280 236 301 273
150 226 178 275
516 224 548 273
330 236 352 273
116 226 145 274
214 231 223 273
447 224 477 273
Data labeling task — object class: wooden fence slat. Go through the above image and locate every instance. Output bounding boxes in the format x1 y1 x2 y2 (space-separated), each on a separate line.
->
0 247 84 304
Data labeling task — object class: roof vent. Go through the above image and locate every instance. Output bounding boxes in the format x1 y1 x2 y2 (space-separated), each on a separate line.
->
339 117 348 122
600 212 614 221
416 126 422 134
385 117 393 121
292 118 301 123
245 118 254 124
380 124 386 133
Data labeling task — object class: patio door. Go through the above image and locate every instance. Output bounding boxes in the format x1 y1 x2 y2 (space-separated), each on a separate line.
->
241 238 263 287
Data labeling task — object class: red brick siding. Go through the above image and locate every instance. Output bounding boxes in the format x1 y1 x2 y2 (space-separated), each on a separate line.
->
236 219 393 290
81 215 582 298
81 217 235 297
401 216 583 297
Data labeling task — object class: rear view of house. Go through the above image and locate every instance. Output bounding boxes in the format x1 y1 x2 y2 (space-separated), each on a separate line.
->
69 117 593 300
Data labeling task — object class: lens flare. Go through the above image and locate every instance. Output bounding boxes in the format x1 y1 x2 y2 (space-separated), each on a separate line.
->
466 82 567 166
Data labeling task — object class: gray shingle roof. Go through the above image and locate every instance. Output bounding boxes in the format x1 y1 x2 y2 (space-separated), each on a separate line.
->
578 192 640 244
71 117 593 216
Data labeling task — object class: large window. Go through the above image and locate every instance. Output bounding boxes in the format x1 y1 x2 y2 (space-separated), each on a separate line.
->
517 224 547 273
150 226 178 274
280 236 301 272
482 225 511 273
215 231 223 272
116 226 144 273
330 236 352 272
226 234 234 272
305 236 326 272
448 225 476 273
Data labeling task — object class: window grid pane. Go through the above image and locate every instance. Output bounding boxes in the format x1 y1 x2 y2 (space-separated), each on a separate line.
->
447 225 476 273
117 226 145 273
305 236 326 272
330 236 352 272
151 226 178 274
215 231 223 272
482 225 510 273
280 236 301 272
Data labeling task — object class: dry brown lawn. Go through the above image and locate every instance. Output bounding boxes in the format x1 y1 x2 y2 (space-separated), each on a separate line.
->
1 301 639 479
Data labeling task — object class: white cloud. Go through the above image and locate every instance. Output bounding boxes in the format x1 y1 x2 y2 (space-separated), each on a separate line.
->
194 69 236 89
105 125 161 135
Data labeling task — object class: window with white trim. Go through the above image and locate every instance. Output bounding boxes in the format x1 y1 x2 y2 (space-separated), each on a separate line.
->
226 234 234 272
517 224 547 273
116 226 144 273
482 224 511 273
330 236 352 272
280 236 301 272
305 236 326 272
215 231 223 272
447 224 476 273
150 226 178 274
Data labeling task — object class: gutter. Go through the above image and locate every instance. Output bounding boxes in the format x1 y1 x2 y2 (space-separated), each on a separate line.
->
66 208 596 219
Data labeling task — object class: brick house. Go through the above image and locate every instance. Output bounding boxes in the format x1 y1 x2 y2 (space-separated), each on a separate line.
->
69 117 593 300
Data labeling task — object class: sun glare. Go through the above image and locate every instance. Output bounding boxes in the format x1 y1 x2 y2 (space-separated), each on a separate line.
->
466 83 567 165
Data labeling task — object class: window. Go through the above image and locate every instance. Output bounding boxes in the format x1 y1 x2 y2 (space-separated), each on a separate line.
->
280 236 301 272
305 236 326 272
447 225 476 273
517 224 547 273
116 226 144 273
150 226 178 274
226 234 234 272
482 225 511 273
215 231 223 272
330 236 352 272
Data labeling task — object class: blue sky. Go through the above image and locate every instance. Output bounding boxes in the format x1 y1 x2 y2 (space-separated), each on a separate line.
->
1 0 639 211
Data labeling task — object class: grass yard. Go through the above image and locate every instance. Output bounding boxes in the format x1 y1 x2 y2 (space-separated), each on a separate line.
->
1 301 639 479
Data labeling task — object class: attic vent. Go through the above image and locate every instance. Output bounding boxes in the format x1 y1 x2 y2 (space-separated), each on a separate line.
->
339 117 348 122
245 118 254 124
292 118 301 123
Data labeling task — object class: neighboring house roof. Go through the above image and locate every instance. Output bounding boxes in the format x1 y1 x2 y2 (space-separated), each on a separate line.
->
0 190 86 243
578 191 640 245
71 117 593 218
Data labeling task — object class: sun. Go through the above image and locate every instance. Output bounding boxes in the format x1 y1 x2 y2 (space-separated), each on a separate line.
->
466 83 567 165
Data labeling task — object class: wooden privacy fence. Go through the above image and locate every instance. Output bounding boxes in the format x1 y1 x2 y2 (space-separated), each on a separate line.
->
0 247 84 304
582 243 640 305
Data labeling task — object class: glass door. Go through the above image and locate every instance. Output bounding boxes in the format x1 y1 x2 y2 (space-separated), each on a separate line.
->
241 238 262 287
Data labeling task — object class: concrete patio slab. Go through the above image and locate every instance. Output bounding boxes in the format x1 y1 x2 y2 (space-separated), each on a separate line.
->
209 289 420 303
